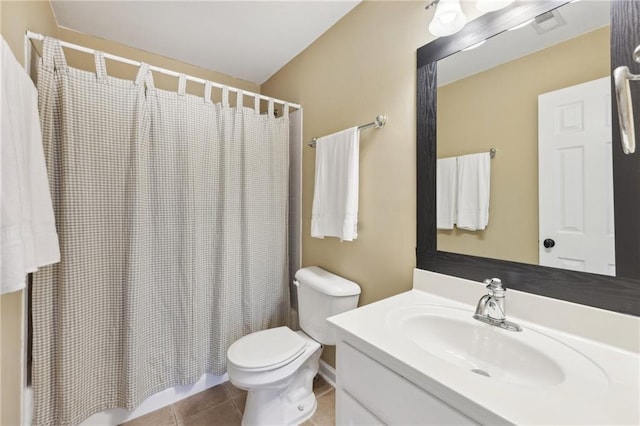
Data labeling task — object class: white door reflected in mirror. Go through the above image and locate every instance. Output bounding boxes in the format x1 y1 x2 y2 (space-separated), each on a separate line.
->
538 77 615 276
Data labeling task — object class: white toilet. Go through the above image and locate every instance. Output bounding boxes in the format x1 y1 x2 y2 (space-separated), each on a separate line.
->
226 266 361 426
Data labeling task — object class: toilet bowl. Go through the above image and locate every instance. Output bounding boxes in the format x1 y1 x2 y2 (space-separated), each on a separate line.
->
226 266 360 426
227 327 322 425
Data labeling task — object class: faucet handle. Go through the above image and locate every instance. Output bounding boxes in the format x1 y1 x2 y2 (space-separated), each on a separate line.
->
483 278 506 296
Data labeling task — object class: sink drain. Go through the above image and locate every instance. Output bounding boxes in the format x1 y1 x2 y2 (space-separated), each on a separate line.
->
471 368 491 378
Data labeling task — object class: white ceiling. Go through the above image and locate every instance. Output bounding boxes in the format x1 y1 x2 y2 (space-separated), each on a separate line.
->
50 0 360 84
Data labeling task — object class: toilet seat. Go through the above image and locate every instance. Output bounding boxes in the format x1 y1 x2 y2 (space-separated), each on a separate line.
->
227 326 308 372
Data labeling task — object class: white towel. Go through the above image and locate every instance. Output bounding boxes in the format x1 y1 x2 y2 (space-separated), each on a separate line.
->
436 157 457 230
456 152 491 231
311 127 359 241
1 36 60 295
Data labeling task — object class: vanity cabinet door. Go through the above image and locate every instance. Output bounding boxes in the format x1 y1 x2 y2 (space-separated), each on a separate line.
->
336 389 385 425
336 342 477 425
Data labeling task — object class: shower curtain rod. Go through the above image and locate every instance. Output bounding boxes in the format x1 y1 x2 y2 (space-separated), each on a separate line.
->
25 31 301 110
308 115 387 147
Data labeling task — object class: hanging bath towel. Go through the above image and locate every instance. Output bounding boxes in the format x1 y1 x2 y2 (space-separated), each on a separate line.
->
1 35 59 295
456 152 491 231
311 127 359 241
436 157 457 230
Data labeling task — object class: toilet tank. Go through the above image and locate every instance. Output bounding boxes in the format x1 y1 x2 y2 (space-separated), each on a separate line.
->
294 266 361 345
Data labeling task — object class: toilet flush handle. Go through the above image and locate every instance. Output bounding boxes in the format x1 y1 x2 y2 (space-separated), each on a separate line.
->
293 279 300 288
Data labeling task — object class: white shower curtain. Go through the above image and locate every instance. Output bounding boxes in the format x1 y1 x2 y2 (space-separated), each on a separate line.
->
32 38 290 425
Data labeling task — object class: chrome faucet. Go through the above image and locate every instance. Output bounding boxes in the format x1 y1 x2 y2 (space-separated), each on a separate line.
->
473 278 522 332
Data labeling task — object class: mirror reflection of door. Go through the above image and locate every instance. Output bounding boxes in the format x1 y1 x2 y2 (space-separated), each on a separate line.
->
538 77 615 276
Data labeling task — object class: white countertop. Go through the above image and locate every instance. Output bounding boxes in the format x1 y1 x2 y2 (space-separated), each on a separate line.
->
328 270 640 425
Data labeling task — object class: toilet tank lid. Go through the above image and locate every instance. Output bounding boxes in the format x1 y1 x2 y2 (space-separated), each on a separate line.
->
294 266 361 297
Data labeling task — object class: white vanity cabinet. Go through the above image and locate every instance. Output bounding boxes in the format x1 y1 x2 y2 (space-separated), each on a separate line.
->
328 273 640 425
335 341 477 425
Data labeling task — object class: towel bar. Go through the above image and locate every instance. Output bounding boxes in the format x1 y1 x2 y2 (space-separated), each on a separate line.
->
309 115 387 147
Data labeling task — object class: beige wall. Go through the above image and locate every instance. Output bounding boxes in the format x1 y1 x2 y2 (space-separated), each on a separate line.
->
0 2 257 423
437 27 610 265
261 1 485 366
1 1 58 68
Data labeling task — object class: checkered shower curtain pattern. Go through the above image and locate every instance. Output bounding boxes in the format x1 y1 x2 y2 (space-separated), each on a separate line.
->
32 38 289 425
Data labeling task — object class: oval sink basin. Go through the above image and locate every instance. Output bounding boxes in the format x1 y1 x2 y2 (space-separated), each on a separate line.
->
388 305 608 389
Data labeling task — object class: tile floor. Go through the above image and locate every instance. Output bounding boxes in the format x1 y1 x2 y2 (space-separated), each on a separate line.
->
121 375 335 426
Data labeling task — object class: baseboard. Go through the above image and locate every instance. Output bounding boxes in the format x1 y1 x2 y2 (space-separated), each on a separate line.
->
318 359 336 388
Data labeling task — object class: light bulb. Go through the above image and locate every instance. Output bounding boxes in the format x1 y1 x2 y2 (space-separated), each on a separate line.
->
428 0 467 37
439 11 457 24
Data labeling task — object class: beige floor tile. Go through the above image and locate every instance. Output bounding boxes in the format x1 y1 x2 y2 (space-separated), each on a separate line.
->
309 389 335 426
222 381 246 399
173 384 230 423
180 400 242 426
120 405 176 426
312 375 332 398
232 393 247 414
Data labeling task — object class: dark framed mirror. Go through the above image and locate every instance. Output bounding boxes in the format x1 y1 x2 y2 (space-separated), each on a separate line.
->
417 0 640 316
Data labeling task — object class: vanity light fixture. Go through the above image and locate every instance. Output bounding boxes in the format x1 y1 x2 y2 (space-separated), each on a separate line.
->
427 0 467 37
426 0 515 37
